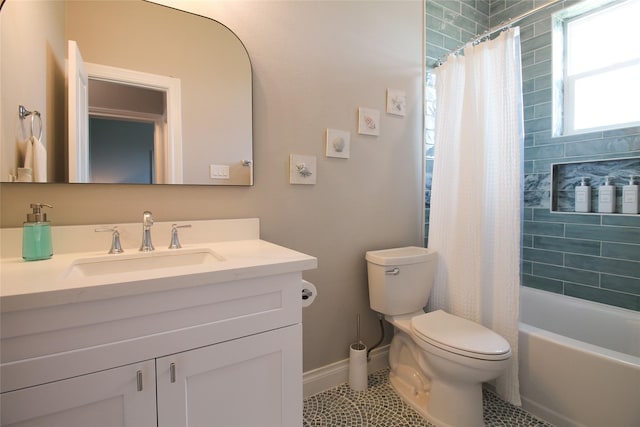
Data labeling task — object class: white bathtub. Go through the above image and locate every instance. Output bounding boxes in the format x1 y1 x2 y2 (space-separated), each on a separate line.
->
519 287 640 427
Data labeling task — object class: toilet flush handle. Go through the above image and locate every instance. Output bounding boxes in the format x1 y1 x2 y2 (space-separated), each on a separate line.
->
386 267 400 275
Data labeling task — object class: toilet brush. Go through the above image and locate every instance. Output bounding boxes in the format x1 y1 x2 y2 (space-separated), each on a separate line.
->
349 313 368 391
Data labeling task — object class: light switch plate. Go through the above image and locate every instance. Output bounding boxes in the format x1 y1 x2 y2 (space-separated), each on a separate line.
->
210 164 230 179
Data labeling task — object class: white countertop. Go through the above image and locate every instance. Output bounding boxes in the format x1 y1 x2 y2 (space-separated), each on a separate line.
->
0 219 317 313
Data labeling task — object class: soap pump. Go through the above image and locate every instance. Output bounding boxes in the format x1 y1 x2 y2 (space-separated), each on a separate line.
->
575 177 591 213
598 176 616 213
622 175 639 214
22 203 53 261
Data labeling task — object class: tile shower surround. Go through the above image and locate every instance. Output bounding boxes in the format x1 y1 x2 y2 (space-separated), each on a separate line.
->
425 0 640 311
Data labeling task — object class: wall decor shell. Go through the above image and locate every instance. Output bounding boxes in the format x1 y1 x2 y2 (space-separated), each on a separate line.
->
290 154 317 184
326 128 351 158
358 108 380 136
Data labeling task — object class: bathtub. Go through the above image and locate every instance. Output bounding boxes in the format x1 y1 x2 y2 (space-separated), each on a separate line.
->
519 287 640 427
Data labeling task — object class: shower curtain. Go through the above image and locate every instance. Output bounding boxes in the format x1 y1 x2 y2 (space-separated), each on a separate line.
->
428 27 523 405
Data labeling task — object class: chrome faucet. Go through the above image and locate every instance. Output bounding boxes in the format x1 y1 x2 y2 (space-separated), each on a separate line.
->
168 224 192 249
95 226 124 254
140 211 155 252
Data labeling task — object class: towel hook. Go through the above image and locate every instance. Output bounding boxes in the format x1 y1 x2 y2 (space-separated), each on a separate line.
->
18 105 42 141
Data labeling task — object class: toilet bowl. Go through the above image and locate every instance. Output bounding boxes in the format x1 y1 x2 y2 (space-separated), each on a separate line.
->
387 310 511 427
366 247 512 427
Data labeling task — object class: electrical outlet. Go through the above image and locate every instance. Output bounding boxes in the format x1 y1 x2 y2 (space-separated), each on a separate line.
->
210 164 229 179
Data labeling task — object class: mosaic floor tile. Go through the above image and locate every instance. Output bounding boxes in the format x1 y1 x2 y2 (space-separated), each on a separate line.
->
303 368 554 427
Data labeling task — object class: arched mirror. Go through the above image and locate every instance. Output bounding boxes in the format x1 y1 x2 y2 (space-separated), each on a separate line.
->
0 0 253 185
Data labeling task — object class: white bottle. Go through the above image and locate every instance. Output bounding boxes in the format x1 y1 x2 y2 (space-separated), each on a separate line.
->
622 175 639 214
598 176 616 213
575 177 591 213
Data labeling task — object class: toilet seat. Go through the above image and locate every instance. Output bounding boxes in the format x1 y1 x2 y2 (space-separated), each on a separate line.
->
411 310 511 361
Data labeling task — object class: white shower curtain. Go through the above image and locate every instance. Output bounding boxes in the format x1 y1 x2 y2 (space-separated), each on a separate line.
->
428 27 523 405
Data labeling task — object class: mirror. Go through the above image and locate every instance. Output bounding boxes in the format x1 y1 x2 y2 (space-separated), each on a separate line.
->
0 0 253 185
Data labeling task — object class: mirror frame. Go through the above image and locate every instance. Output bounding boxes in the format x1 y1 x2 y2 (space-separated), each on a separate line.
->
0 0 254 186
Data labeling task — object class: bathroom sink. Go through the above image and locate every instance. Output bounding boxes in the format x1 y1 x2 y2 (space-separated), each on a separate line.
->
64 248 224 278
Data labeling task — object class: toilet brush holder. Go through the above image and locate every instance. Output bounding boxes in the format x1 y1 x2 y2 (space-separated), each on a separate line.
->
348 342 368 391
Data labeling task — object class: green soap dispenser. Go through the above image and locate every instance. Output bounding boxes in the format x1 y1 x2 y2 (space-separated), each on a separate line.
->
22 203 53 261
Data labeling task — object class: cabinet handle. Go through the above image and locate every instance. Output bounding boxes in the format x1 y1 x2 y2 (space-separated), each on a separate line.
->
136 370 143 391
170 362 176 383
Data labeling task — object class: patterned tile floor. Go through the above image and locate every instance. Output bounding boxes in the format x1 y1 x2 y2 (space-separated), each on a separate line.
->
303 369 554 427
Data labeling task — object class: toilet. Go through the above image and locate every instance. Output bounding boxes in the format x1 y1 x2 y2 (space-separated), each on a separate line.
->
366 246 511 427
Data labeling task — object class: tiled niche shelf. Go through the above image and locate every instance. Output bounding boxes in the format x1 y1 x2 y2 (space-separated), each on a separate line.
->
551 157 640 215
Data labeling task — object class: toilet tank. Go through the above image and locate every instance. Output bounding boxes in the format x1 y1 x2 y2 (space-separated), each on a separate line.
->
365 247 437 315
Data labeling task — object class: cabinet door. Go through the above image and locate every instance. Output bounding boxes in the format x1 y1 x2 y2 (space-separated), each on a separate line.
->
1 360 156 427
157 324 302 427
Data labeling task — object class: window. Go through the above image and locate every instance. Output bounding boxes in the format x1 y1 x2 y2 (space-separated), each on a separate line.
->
553 0 640 136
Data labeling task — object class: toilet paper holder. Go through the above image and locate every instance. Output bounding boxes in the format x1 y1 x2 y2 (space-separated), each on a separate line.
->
301 279 317 307
302 288 313 300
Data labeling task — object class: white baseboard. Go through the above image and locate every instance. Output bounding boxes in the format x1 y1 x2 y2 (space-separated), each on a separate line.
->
303 345 389 398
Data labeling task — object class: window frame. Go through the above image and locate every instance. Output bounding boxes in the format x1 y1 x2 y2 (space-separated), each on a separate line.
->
552 0 640 137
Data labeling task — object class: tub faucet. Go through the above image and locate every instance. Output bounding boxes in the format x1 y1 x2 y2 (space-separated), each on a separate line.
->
140 211 155 252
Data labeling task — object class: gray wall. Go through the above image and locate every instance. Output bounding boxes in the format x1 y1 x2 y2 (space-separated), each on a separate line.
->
426 0 640 311
0 1 425 371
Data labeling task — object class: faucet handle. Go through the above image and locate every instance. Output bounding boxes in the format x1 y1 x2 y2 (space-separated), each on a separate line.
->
169 224 192 249
95 226 124 254
142 211 154 228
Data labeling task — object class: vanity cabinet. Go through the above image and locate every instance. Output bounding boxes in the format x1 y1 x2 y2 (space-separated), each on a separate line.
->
1 271 305 427
2 326 300 427
1 360 157 427
1 360 156 427
157 325 301 427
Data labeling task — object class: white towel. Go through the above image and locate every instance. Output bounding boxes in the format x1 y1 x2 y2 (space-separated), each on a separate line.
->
31 136 47 182
23 137 33 170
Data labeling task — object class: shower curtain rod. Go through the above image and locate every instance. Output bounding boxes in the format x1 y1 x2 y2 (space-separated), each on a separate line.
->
435 0 563 66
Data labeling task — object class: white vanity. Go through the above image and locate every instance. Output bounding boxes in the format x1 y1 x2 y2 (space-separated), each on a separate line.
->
0 218 317 427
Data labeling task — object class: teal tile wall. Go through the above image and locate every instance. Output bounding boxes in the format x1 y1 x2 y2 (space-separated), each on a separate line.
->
425 0 491 69
425 0 640 311
517 0 640 311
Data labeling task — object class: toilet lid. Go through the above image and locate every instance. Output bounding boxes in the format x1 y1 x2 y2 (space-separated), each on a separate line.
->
411 310 511 361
